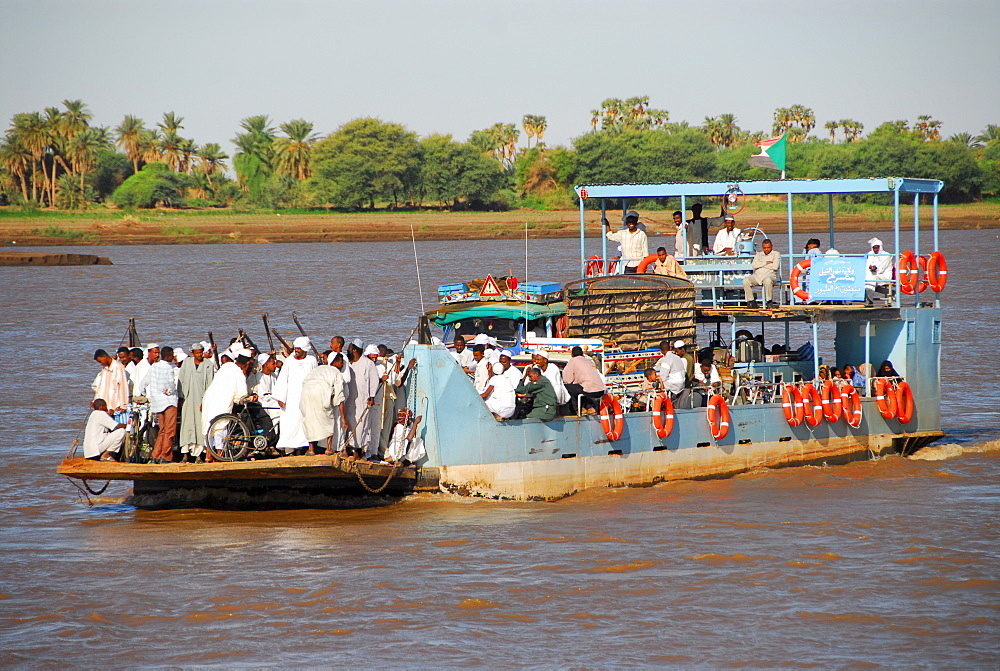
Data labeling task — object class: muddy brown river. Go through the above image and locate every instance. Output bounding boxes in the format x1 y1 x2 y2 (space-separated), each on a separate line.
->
1 230 997 666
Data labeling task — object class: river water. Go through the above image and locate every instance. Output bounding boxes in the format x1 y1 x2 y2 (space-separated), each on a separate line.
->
1 229 998 666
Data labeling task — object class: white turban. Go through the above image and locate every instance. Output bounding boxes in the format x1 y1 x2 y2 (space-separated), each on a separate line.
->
201 340 212 352
868 237 883 248
235 347 253 359
145 343 159 352
491 362 505 375
363 344 379 357
257 353 271 366
175 350 187 363
534 349 549 360
293 336 310 350
471 333 491 345
500 349 514 358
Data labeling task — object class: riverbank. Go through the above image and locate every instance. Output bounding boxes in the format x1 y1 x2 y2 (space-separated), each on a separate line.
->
2 202 997 246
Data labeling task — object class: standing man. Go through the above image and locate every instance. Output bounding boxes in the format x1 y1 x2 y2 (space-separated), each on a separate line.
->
92 349 129 416
672 211 689 259
687 203 726 256
742 239 782 309
201 350 254 461
299 351 348 456
131 344 159 398
657 340 691 408
348 343 380 459
329 336 352 384
712 215 741 255
138 345 179 464
604 210 648 274
177 342 216 462
273 336 317 455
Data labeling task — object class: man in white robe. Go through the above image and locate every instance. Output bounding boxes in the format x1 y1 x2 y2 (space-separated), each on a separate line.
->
273 336 317 455
248 353 281 422
131 344 158 398
200 350 252 460
348 343 380 459
299 352 347 455
385 410 425 464
533 350 570 406
177 342 216 460
865 237 894 304
481 362 517 419
92 349 129 414
83 399 126 460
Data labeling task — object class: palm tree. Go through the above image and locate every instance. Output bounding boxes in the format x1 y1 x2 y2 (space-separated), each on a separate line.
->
976 124 1000 145
841 119 864 142
947 132 980 148
703 116 723 147
915 115 942 141
139 128 162 163
825 120 839 143
273 119 318 180
159 129 183 172
534 116 547 145
10 112 48 203
232 115 276 196
177 137 198 173
0 135 32 202
59 99 92 140
115 115 146 173
66 126 107 197
158 111 185 133
589 110 600 133
786 127 807 143
196 142 228 188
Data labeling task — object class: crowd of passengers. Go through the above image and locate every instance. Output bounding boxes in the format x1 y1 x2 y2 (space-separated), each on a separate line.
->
604 206 897 308
452 333 902 422
83 336 423 465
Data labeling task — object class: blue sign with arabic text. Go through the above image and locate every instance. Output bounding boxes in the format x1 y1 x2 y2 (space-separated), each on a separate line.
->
807 255 867 301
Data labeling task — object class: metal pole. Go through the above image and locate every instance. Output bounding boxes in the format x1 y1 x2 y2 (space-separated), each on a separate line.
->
787 192 794 303
812 320 820 381
601 200 607 273
933 192 940 308
913 193 920 307
579 194 586 277
827 193 835 250
893 188 901 308
865 321 871 395
681 195 687 260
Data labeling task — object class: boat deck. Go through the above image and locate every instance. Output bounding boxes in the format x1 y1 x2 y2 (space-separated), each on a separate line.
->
696 303 906 323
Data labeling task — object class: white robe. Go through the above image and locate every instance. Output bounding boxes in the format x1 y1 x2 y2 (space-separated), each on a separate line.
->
484 374 517 419
299 364 345 444
540 363 570 404
248 370 281 421
94 359 130 411
349 356 380 456
131 359 152 397
386 423 426 463
200 362 248 437
273 354 317 450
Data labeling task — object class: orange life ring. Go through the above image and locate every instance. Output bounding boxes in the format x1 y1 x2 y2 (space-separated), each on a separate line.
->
899 252 929 295
820 379 842 422
874 378 897 420
599 394 624 441
586 255 603 276
635 254 659 274
927 251 948 292
651 392 674 439
789 258 811 301
898 250 917 293
706 394 730 440
895 381 914 423
841 384 863 428
781 383 805 427
608 257 619 274
800 383 823 427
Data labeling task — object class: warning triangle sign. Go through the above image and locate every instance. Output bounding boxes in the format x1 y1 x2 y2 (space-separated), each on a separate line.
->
479 274 503 298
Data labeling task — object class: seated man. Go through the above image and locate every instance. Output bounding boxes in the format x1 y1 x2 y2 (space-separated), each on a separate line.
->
864 237 893 305
515 368 558 421
712 215 741 255
651 246 688 279
481 362 517 419
385 410 425 464
640 367 663 392
83 398 126 461
742 239 782 308
692 358 722 407
561 346 606 415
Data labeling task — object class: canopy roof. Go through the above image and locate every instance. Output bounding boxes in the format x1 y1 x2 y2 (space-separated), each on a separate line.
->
427 301 566 326
574 177 943 200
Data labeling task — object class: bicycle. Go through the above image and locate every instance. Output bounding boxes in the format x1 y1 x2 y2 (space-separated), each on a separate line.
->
122 399 155 464
205 398 280 462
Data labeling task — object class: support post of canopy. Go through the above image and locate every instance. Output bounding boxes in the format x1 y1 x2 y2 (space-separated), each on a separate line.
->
893 188 901 308
784 320 790 352
933 192 940 308
864 321 872 395
681 195 687 260
730 316 737 363
913 194 921 307
827 193 835 250
787 192 794 302
579 193 586 277
601 200 607 273
812 319 820 381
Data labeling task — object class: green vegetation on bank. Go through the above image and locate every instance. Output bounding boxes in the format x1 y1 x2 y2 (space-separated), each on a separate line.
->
2 98 998 214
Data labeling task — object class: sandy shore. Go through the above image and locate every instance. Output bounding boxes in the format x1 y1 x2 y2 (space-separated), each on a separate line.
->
2 204 997 247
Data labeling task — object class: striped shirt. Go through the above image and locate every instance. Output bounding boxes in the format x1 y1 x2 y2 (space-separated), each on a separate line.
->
139 360 179 413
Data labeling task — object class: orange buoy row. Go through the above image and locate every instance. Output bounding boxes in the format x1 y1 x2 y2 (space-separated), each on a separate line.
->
899 250 947 294
782 384 805 427
788 381 864 428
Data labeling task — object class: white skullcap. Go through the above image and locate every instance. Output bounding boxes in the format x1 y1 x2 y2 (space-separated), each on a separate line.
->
534 349 549 360
471 334 490 345
868 237 882 247
500 349 514 358
236 347 253 358
352 338 363 348
175 350 187 362
363 344 379 357
825 248 841 255
293 336 310 350
673 340 686 349
491 362 505 375
201 340 212 352
257 353 271 366
145 343 159 351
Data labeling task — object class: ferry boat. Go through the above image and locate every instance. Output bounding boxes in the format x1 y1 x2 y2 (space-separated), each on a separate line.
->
59 177 946 503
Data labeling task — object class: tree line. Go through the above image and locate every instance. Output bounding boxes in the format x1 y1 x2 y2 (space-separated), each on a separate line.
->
1 97 998 211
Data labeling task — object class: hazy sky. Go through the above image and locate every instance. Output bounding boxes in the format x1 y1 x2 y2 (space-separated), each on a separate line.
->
2 0 997 153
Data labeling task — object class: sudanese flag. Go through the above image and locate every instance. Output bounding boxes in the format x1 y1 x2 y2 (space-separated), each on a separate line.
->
748 134 787 171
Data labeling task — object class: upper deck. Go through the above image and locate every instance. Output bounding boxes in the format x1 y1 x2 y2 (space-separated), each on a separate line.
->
573 177 946 313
